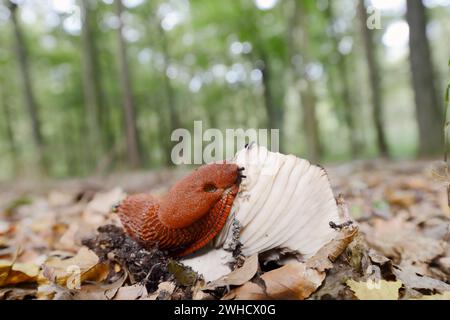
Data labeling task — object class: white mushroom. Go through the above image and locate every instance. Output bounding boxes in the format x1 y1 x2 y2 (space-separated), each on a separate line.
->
182 143 345 281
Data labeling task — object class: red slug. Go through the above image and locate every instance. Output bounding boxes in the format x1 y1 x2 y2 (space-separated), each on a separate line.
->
115 163 244 256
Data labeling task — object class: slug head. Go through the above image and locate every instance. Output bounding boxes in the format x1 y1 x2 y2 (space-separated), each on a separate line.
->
158 163 241 229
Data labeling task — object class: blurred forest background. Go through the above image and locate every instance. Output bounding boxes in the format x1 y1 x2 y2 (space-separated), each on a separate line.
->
0 0 449 181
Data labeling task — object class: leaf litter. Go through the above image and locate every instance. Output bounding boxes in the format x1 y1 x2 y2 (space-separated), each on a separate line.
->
0 160 449 300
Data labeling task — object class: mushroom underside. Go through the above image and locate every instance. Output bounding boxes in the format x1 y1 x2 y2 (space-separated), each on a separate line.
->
182 144 346 282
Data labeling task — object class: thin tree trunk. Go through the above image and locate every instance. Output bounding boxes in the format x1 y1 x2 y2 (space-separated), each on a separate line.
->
67 108 82 176
115 0 141 167
406 0 443 156
260 55 276 130
340 59 359 156
300 83 321 163
8 1 45 169
357 0 389 157
158 24 180 165
326 2 359 157
159 26 179 133
80 0 103 165
0 84 19 172
258 49 285 152
289 1 322 162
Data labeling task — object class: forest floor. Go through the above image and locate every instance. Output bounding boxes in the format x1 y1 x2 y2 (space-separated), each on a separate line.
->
0 159 449 300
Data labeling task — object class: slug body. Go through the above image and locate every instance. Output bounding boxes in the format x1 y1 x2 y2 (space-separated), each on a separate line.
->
116 163 242 256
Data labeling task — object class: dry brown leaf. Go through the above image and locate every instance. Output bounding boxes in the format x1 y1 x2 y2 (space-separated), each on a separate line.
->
192 281 214 300
223 262 325 300
385 189 417 208
223 227 357 300
47 191 75 207
146 281 176 300
0 260 40 287
346 279 402 300
438 257 450 274
80 188 125 228
363 216 446 265
413 292 450 300
84 188 125 216
204 254 258 290
69 285 110 300
37 272 126 300
114 284 148 300
37 283 73 300
0 287 36 300
393 266 450 293
56 223 80 252
71 273 127 300
41 247 108 287
306 227 358 271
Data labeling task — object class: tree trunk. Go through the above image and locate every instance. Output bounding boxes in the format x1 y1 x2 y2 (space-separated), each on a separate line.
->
289 1 322 162
357 0 389 157
115 0 141 168
406 0 443 156
326 2 360 157
158 24 180 165
0 83 19 172
257 48 284 152
8 1 45 169
80 0 104 165
300 82 321 163
340 59 359 156
260 55 277 130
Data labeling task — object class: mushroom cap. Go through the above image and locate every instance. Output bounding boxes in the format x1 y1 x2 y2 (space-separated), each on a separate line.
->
183 144 344 281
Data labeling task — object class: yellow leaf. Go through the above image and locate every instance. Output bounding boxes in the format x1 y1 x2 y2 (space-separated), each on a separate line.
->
41 247 106 287
0 260 40 287
346 279 402 300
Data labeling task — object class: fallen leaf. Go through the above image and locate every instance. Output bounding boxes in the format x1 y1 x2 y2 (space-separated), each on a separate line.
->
223 226 358 300
48 191 75 207
393 266 450 293
204 254 258 290
114 284 148 300
146 281 176 300
346 279 402 300
437 257 450 274
385 188 417 208
56 223 79 251
306 227 358 271
0 260 40 287
363 216 445 265
192 281 214 300
413 292 450 300
36 283 72 300
84 188 125 216
42 247 108 287
71 273 127 300
0 287 36 299
223 262 325 300
80 188 126 228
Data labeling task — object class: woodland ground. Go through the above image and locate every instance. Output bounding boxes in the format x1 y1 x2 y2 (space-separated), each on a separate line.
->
0 159 449 300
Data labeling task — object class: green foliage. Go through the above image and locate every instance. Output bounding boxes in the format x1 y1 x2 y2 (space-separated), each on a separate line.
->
0 0 448 180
